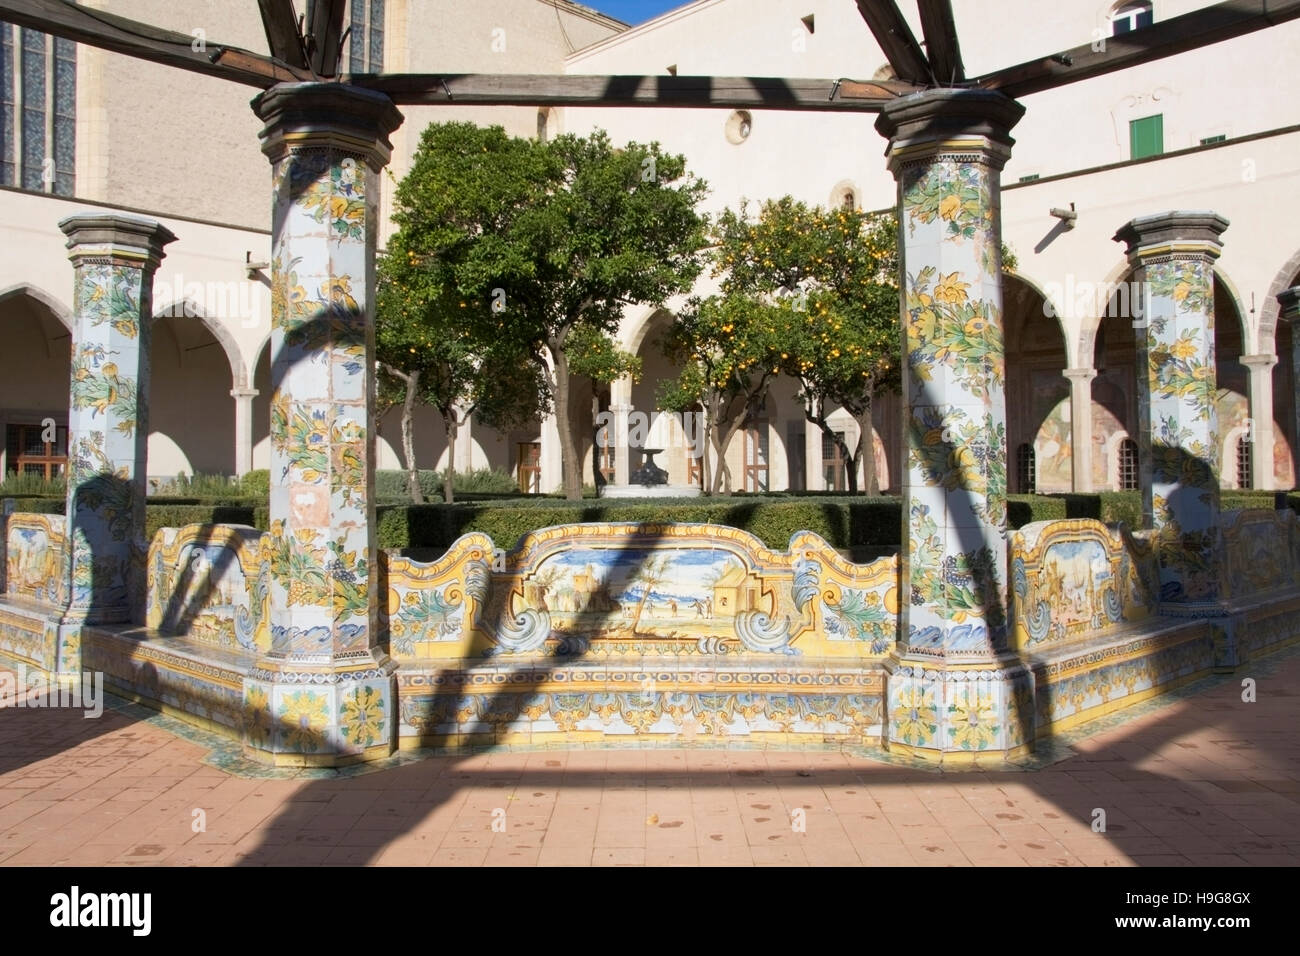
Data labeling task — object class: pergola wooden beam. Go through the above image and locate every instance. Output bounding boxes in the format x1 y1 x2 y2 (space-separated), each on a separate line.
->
304 0 346 76
348 73 920 111
257 0 307 70
854 0 931 84
917 0 964 83
3 0 1297 110
978 0 1300 98
0 0 312 85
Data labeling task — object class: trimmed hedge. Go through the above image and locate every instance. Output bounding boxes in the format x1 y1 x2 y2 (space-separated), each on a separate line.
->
1007 494 1066 527
9 489 1296 556
143 506 257 543
368 497 902 552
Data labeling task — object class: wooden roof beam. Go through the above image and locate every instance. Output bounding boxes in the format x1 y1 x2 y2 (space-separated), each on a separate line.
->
917 0 964 83
0 0 312 86
304 0 346 76
347 73 921 111
854 0 931 84
257 0 307 70
977 0 1300 98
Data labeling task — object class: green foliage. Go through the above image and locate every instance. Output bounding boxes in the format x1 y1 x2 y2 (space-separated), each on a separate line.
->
662 197 901 494
375 468 520 501
386 121 709 500
1007 494 1067 527
372 497 904 552
4 497 64 514
144 506 257 544
238 470 270 498
565 324 641 384
1220 490 1282 512
148 472 245 497
0 473 66 497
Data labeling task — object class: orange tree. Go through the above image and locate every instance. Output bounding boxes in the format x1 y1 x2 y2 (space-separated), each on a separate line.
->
380 121 708 501
669 197 901 494
659 293 789 494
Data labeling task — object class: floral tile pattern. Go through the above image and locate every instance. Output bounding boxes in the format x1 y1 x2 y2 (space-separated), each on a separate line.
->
266 143 377 660
899 154 1009 656
58 217 173 633
1131 245 1224 604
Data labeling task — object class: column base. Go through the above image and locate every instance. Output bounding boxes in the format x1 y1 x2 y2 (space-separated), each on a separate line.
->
242 654 398 767
884 652 1035 764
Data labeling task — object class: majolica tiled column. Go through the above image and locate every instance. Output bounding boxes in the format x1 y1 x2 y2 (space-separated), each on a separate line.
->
1114 213 1228 604
57 215 175 663
876 90 1033 763
244 83 402 766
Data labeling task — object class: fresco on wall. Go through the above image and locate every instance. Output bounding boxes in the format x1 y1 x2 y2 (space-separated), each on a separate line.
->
1090 374 1130 490
1032 390 1071 492
5 514 67 606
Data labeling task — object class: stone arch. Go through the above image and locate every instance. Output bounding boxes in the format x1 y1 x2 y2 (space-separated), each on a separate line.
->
151 301 246 389
1258 246 1300 345
149 301 243 476
1076 256 1138 372
0 283 73 333
0 285 72 475
1004 272 1070 492
1212 267 1250 353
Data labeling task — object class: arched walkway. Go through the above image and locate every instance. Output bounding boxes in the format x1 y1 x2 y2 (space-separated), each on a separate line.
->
149 304 241 476
1004 273 1070 492
0 287 71 478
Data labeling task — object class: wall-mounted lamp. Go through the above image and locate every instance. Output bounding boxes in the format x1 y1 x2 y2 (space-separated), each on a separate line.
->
1049 203 1077 229
245 250 269 278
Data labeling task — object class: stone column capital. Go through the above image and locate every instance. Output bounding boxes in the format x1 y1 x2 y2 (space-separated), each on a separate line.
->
1240 353 1277 371
58 213 176 270
875 88 1025 177
1113 211 1229 264
230 386 260 400
251 82 404 170
1063 367 1097 384
1277 286 1300 321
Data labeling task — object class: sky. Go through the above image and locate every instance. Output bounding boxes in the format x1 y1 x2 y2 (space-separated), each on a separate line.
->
588 0 687 26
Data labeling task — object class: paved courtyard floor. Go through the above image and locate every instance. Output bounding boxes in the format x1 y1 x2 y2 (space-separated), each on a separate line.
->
1 646 1298 867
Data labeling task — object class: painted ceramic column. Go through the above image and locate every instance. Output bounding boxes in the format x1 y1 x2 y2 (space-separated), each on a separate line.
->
876 90 1033 763
245 83 403 766
1280 287 1300 473
1064 368 1096 492
1114 212 1228 604
57 215 175 655
231 385 258 476
1240 354 1275 490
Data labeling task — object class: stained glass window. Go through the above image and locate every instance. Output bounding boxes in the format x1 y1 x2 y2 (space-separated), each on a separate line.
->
0 23 14 186
20 27 44 190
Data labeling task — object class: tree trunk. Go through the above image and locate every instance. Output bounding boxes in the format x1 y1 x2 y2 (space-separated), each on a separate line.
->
400 368 424 504
548 339 582 500
443 412 457 504
853 396 876 496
